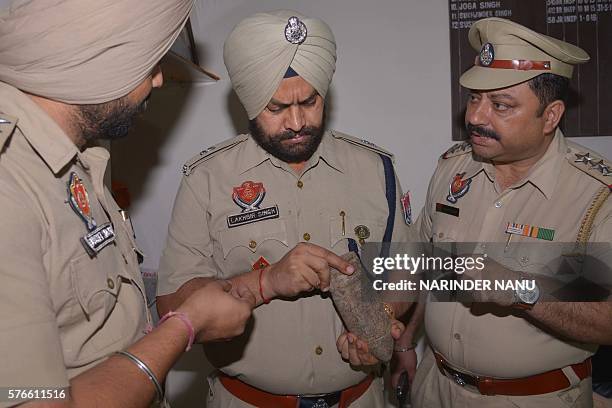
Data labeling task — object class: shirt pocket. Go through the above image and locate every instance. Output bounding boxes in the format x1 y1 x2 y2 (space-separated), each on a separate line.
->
499 240 562 274
431 203 464 243
69 251 121 319
218 218 289 261
329 215 385 252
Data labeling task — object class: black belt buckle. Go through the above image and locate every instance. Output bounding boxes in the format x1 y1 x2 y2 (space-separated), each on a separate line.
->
298 391 341 408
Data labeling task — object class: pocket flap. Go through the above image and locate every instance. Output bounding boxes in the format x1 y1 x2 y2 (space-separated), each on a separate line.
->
218 218 288 259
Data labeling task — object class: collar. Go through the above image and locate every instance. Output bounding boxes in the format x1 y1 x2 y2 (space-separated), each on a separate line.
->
0 83 78 175
238 130 344 175
478 129 566 199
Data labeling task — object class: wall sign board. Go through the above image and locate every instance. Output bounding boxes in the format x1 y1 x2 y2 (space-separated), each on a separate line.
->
449 0 612 139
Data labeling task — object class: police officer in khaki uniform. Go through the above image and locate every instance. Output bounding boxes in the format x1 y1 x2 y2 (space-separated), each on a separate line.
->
156 10 412 408
397 18 612 408
0 1 255 407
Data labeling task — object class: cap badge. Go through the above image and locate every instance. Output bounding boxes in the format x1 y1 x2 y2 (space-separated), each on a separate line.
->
285 16 307 45
479 42 495 67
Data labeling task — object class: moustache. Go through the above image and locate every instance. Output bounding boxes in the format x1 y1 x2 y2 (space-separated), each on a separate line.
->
278 127 316 141
466 123 501 141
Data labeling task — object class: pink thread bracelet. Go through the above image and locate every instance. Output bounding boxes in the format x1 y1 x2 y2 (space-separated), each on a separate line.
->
158 311 195 351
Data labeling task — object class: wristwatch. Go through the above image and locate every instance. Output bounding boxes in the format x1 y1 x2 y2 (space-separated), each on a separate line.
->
512 278 540 310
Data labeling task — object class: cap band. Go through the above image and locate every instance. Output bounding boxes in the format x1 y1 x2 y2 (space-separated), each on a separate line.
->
476 57 551 71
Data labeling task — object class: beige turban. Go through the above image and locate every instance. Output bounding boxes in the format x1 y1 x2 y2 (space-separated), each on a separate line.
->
224 10 336 119
0 0 193 104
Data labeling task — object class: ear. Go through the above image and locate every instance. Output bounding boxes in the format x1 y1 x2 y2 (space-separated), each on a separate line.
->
542 100 565 134
151 64 164 88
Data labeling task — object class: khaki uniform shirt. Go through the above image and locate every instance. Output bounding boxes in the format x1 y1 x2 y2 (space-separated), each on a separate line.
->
157 131 409 395
413 129 612 379
0 83 148 400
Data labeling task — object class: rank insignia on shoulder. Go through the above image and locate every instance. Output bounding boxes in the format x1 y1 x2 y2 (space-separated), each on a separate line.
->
447 172 471 204
182 135 248 176
401 191 412 225
441 142 472 159
568 149 612 189
331 131 394 158
227 181 279 228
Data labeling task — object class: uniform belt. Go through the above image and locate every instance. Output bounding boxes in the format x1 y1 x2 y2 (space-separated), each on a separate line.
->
219 372 373 408
434 351 592 396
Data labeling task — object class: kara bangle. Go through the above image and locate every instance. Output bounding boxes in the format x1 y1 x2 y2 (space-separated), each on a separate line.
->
158 311 195 351
259 267 271 304
394 342 418 353
115 350 164 402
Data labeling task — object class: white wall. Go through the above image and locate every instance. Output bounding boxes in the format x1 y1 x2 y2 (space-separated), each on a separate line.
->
108 0 612 406
112 0 455 273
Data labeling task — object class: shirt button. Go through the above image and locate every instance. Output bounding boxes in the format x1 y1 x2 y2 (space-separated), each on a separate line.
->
315 346 323 355
107 278 115 290
521 256 529 264
303 233 311 241
438 232 444 239
249 240 257 249
297 180 304 188
494 201 503 208
454 333 461 340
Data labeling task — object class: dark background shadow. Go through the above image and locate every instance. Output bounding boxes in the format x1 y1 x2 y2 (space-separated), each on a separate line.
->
111 80 194 206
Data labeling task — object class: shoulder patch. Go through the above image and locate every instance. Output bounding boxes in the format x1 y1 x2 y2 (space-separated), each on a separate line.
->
0 113 18 151
441 142 472 159
182 134 248 176
331 131 394 158
567 146 612 189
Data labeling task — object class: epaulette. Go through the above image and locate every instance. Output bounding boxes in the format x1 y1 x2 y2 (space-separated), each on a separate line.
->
567 145 612 189
182 134 248 176
0 113 18 151
331 131 394 158
441 142 472 159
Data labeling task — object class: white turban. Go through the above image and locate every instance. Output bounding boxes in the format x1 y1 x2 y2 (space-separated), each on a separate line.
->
0 0 193 104
224 10 337 119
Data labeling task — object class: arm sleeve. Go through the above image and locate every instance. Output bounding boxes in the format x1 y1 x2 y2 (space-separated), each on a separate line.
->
391 170 411 243
157 172 220 296
409 167 437 243
585 197 612 294
0 182 68 397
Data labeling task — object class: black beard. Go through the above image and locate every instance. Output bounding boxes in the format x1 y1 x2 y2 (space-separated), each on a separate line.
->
466 122 501 141
76 94 149 142
249 114 326 163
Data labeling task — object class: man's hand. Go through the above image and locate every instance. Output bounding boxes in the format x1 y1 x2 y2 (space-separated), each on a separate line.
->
456 255 518 307
177 280 255 342
336 319 404 366
262 243 354 299
390 347 417 389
